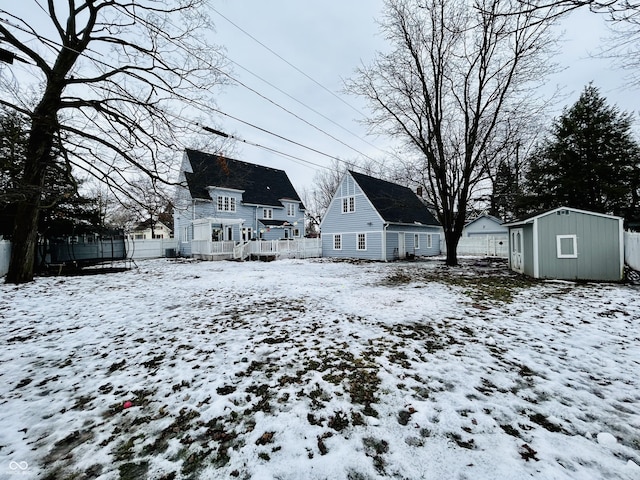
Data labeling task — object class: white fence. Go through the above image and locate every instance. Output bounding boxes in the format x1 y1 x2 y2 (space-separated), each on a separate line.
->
625 231 640 271
125 238 179 260
0 240 11 277
440 235 509 257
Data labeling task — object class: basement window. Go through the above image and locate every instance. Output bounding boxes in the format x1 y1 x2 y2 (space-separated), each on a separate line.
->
556 234 577 258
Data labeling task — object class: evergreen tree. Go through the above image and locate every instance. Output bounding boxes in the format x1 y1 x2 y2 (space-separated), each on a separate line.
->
0 107 104 241
521 84 640 220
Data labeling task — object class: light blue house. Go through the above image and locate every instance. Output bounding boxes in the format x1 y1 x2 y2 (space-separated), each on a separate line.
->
320 171 441 260
174 150 305 258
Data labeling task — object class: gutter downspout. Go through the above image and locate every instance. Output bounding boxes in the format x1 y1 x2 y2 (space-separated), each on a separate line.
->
532 218 539 278
255 206 258 240
383 223 388 261
618 217 625 280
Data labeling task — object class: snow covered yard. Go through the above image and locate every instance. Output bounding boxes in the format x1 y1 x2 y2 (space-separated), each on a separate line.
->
1 257 639 480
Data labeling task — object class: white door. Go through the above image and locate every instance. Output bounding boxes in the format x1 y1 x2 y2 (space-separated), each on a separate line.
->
510 228 524 274
398 232 406 259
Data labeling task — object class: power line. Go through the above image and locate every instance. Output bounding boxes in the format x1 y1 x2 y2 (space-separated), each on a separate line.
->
115 8 388 167
209 5 407 166
199 124 330 171
0 15 339 172
211 5 367 119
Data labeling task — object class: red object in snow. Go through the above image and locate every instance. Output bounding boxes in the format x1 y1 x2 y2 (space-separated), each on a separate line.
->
123 401 133 409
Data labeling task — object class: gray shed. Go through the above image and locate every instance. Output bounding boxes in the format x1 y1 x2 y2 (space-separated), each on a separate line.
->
504 207 624 281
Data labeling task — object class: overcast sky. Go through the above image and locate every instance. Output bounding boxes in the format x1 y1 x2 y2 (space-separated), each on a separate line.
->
209 1 640 193
3 1 637 195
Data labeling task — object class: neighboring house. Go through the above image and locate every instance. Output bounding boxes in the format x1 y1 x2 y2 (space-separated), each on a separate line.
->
174 150 305 257
129 220 173 240
504 206 624 281
462 214 507 237
320 171 441 260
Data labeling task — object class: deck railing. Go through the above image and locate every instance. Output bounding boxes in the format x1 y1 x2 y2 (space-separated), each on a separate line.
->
193 238 321 260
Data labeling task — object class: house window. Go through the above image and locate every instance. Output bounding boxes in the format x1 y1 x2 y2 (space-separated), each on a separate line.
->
287 203 296 216
284 229 290 239
217 195 236 212
182 226 189 243
333 234 342 250
557 234 577 258
293 228 300 237
153 234 164 239
263 208 273 219
342 196 355 213
357 233 366 250
414 234 420 249
426 234 432 249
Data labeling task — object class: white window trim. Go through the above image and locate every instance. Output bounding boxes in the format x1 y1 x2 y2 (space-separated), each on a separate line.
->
287 203 296 216
182 226 189 243
342 196 356 214
217 195 236 212
263 208 273 219
556 234 578 258
333 234 342 250
414 234 420 249
426 234 432 249
357 233 367 251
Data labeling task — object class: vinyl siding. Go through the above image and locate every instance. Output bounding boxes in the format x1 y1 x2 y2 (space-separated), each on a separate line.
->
322 231 384 260
386 225 440 259
321 174 385 259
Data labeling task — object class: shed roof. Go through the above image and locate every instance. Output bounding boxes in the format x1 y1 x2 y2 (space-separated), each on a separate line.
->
183 149 304 208
349 171 440 226
503 206 622 228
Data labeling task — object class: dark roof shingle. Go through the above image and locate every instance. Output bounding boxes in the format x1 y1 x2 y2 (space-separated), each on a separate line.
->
184 149 304 208
349 171 439 226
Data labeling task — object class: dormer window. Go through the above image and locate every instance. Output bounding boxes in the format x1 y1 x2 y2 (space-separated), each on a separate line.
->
217 195 236 212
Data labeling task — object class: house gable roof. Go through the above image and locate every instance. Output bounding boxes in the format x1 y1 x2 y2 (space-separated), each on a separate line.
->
183 149 304 208
464 214 504 228
133 219 172 232
349 171 440 226
503 206 623 227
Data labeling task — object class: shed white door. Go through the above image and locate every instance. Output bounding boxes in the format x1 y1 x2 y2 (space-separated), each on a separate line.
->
398 232 406 259
511 228 524 274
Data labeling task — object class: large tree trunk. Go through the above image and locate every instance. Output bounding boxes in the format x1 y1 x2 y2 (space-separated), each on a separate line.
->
444 230 460 266
5 90 62 284
6 197 42 283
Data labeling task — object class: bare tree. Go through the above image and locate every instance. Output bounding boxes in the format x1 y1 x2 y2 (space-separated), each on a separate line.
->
347 0 559 265
119 176 173 237
0 0 227 283
513 0 640 86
